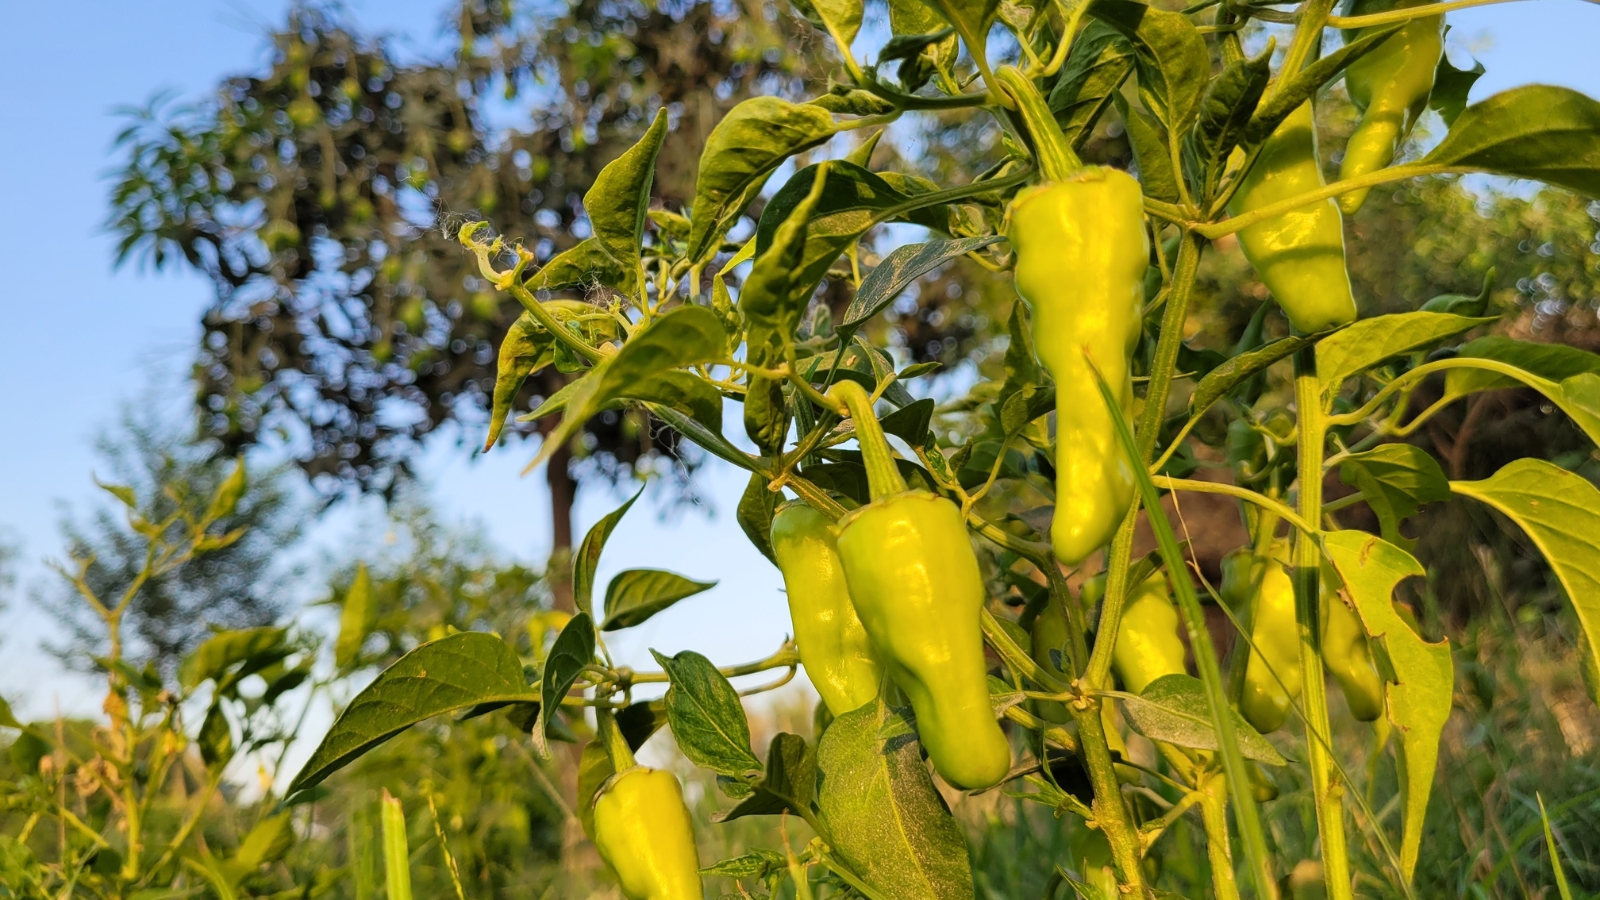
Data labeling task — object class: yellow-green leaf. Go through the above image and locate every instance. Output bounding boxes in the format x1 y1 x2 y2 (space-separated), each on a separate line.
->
1323 530 1452 883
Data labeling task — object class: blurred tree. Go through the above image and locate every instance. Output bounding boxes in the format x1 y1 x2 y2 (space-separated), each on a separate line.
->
108 0 823 606
37 395 305 677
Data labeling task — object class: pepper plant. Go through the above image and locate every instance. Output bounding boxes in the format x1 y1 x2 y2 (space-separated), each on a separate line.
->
289 1 1600 897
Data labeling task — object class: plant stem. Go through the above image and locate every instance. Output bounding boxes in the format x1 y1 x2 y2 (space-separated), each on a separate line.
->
1200 772 1243 900
828 381 906 501
1071 698 1146 893
1293 348 1352 900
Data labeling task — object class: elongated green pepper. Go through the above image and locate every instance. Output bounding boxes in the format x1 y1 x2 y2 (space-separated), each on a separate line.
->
1339 0 1444 214
770 502 884 717
1112 572 1187 695
1228 102 1358 334
999 66 1148 566
592 767 703 900
828 380 1011 790
1222 547 1304 734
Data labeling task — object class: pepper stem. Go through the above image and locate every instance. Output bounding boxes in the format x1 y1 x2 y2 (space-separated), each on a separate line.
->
995 66 1083 183
827 380 907 502
596 708 636 772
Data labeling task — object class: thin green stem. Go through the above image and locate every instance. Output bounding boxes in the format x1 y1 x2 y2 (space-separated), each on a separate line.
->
1200 773 1243 900
1197 165 1460 240
828 381 906 501
1275 0 1337 95
1152 476 1317 537
995 66 1083 181
1327 0 1519 27
1293 348 1352 900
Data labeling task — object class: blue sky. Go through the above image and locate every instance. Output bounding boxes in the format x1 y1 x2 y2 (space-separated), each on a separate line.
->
1 0 1598 721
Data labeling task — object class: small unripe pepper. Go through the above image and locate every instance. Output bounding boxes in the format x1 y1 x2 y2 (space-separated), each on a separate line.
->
1221 546 1304 734
828 380 1011 790
770 501 884 717
1339 0 1444 214
592 767 703 900
1227 102 1358 334
999 66 1148 566
1030 593 1074 723
1112 572 1187 695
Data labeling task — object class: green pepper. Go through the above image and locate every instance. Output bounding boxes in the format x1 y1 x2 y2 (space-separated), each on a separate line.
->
998 66 1148 567
1339 0 1444 214
1321 564 1385 721
1221 547 1303 734
1227 102 1358 334
592 767 703 900
1112 571 1187 695
1069 826 1120 900
770 501 885 717
827 380 1011 790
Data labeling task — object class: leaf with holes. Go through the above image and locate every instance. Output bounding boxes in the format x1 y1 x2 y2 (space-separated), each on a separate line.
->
1338 444 1450 551
1323 531 1450 883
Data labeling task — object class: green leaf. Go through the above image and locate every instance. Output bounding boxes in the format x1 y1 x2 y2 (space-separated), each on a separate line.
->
1438 351 1600 448
1316 311 1495 390
1337 444 1450 551
1418 268 1494 317
1445 335 1600 394
601 569 717 631
0 696 23 731
879 28 955 62
487 314 555 447
1191 44 1271 186
576 741 612 841
1189 334 1315 417
335 563 374 669
880 398 936 446
524 238 630 295
584 109 668 278
815 698 975 900
1049 21 1135 149
1089 0 1209 135
742 166 832 364
1323 530 1452 884
840 236 1003 334
651 649 763 782
1116 93 1180 204
574 488 642 619
1538 793 1577 900
1117 674 1287 765
687 97 838 264
180 627 289 692
535 612 596 757
205 458 247 521
526 305 727 471
199 702 233 768
96 478 138 509
287 632 535 795
644 402 762 472
234 813 295 870
714 732 818 823
753 164 953 331
700 849 787 879
737 473 782 564
1245 23 1405 145
1451 459 1600 719
1428 42 1484 128
789 0 864 44
924 0 1000 67
615 370 724 434
1422 85 1600 196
